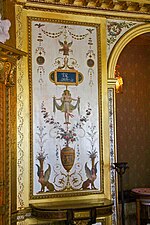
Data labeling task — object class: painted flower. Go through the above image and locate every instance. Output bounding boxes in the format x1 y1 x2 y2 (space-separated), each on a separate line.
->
108 22 121 36
56 127 78 145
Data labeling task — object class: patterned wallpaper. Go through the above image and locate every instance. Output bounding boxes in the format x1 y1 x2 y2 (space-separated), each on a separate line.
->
116 36 150 191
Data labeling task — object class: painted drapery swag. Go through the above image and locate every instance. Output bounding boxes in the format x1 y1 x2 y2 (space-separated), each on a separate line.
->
53 89 80 124
30 19 101 197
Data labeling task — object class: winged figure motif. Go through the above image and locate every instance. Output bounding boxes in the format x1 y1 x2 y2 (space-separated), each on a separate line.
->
36 163 54 192
82 161 98 190
59 40 73 56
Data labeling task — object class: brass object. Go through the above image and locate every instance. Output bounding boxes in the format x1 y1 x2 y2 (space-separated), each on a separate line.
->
75 220 90 225
74 210 90 219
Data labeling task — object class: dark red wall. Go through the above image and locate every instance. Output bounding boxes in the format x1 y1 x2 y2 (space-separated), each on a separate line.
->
116 35 150 190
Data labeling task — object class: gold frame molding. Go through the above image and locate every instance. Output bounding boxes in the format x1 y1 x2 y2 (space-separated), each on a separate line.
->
0 43 26 225
28 15 104 200
108 23 150 79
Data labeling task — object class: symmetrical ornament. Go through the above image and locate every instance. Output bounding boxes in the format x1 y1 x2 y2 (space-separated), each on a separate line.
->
30 20 101 196
108 88 118 225
107 19 143 59
16 5 28 209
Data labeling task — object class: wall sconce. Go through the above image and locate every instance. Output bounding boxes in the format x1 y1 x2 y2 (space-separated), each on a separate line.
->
115 65 123 93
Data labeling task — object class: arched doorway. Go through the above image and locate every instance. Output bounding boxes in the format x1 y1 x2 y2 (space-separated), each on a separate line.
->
116 33 150 190
108 26 150 224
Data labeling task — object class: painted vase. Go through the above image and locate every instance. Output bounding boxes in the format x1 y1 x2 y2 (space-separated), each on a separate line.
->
61 146 75 172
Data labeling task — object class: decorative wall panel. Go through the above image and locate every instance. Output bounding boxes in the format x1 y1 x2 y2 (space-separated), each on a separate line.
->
108 88 118 225
106 19 143 59
28 17 103 198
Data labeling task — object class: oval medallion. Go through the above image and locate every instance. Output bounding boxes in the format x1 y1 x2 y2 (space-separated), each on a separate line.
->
87 58 94 67
36 56 45 65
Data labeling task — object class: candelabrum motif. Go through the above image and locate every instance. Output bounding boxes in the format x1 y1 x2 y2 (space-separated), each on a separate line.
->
36 126 55 193
86 29 95 87
39 101 99 191
33 23 99 192
35 23 46 85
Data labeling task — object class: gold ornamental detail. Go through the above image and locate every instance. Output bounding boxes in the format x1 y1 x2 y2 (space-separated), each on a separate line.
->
0 42 26 87
0 61 15 86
